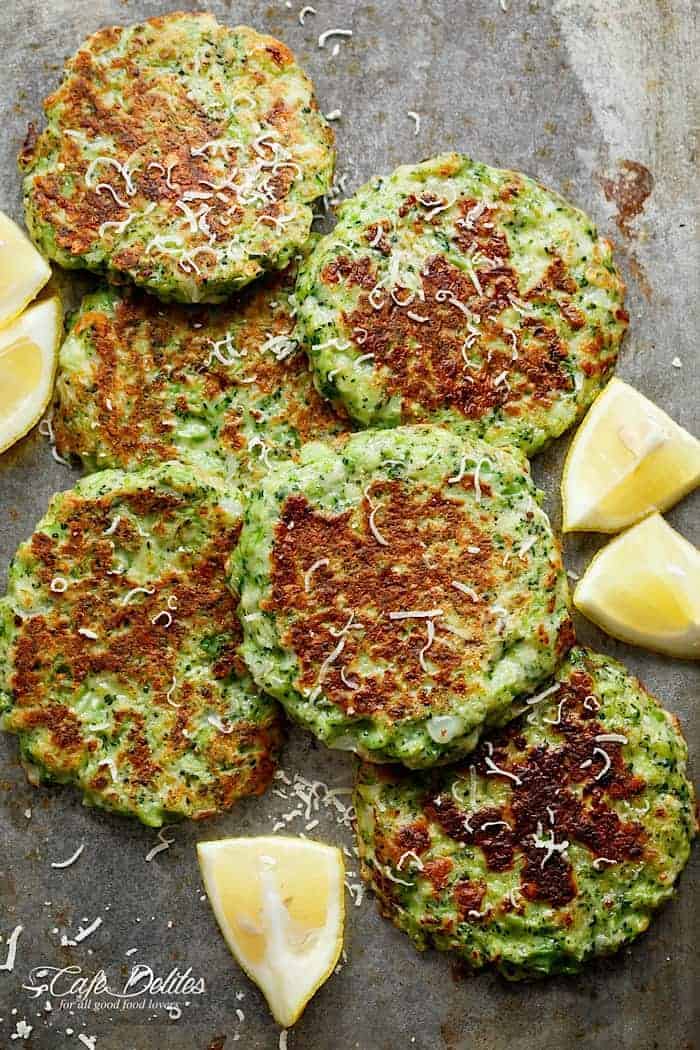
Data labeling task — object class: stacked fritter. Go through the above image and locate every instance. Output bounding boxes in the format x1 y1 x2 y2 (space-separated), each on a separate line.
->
3 12 338 823
1 10 693 981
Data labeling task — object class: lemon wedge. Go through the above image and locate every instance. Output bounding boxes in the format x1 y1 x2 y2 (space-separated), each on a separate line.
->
0 210 51 327
197 836 345 1028
574 513 700 659
562 378 700 533
0 296 62 454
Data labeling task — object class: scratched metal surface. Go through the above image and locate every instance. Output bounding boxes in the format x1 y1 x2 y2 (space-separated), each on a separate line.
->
0 2 698 1048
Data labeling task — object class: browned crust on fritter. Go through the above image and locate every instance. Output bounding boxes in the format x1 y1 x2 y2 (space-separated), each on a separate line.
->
418 668 647 908
21 13 334 289
321 187 624 424
54 266 343 471
5 485 281 816
265 481 568 723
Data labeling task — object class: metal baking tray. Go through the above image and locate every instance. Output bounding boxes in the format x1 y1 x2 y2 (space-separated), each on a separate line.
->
1 2 697 1046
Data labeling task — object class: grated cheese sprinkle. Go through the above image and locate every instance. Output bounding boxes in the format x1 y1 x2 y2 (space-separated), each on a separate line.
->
50 843 85 870
592 746 612 780
542 698 566 726
97 757 119 782
207 713 234 735
406 111 421 135
340 666 360 690
451 580 479 602
531 821 569 868
299 5 316 24
121 586 155 606
145 827 175 863
525 682 560 706
472 457 491 502
448 456 468 484
384 866 413 887
397 850 424 871
418 618 436 672
0 925 23 972
484 742 522 785
368 503 389 546
318 28 353 48
304 558 330 592
354 352 375 369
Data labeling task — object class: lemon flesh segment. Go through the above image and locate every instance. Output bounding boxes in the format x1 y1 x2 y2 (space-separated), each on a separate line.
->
0 210 51 327
0 296 62 454
562 378 700 533
574 513 700 659
197 835 345 1028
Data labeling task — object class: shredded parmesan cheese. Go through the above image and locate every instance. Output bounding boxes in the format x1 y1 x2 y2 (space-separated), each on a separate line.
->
526 682 560 706
368 225 384 248
484 743 522 785
592 746 612 780
145 827 176 863
121 586 155 606
368 285 385 310
472 457 491 503
50 843 85 869
0 925 23 972
318 28 353 48
406 110 421 135
542 698 566 726
451 580 479 602
397 850 424 871
368 503 389 546
593 857 617 870
97 757 119 782
418 618 436 672
248 435 272 471
354 352 375 369
207 714 234 734
531 821 569 868
384 866 413 887
304 558 329 592
340 666 360 690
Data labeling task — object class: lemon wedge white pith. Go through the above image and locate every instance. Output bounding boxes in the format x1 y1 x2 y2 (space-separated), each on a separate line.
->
0 296 62 454
574 513 700 659
197 836 345 1028
0 210 51 327
562 378 700 532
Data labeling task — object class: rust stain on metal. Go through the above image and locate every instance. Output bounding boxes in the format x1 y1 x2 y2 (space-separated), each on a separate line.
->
626 250 653 300
600 160 654 237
